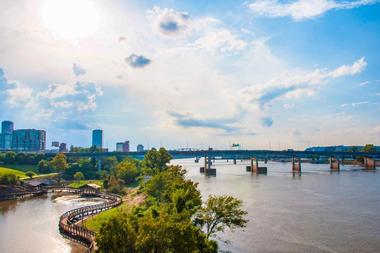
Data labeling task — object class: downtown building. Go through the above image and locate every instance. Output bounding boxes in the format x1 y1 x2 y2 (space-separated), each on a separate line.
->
0 120 46 152
11 129 46 152
116 141 130 152
92 129 103 149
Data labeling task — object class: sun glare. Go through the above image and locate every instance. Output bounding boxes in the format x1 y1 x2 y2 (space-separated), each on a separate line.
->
41 0 100 40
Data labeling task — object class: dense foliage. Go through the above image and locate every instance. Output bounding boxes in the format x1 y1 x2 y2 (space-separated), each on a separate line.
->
96 148 248 253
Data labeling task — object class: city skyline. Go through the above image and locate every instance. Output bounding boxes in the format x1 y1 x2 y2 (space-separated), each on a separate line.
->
0 0 380 149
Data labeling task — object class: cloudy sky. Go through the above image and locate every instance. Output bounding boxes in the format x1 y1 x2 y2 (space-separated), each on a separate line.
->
0 0 379 150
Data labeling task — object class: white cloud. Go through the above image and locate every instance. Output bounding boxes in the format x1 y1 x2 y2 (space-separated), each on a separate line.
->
248 0 379 21
328 57 367 78
148 6 191 36
191 29 247 53
244 57 367 108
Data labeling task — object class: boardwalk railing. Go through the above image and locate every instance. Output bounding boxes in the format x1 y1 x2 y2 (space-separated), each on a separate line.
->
0 189 47 201
58 193 122 253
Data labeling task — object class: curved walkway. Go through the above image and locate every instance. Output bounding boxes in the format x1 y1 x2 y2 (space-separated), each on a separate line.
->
58 192 122 253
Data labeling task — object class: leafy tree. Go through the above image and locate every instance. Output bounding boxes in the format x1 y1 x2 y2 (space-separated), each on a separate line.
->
15 152 27 164
50 153 69 172
0 174 17 185
115 159 140 184
102 157 118 171
4 151 16 164
362 144 376 153
135 206 217 253
195 195 248 239
38 160 52 174
143 148 172 173
74 171 85 181
25 171 35 179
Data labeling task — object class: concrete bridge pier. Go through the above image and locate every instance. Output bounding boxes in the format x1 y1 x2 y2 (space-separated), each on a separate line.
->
292 157 301 172
246 157 267 174
364 157 376 170
201 156 216 176
329 157 340 171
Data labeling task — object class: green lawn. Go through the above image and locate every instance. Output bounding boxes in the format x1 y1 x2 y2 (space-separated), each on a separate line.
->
68 180 103 189
0 166 58 180
0 166 27 178
84 204 127 233
1 164 38 173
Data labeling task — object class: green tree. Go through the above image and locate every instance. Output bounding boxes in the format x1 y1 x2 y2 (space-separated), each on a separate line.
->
50 153 69 173
74 171 85 181
0 174 17 185
96 213 137 253
143 148 172 173
25 171 35 179
4 151 16 164
102 156 118 170
362 144 376 153
38 160 51 174
195 195 248 239
115 159 140 184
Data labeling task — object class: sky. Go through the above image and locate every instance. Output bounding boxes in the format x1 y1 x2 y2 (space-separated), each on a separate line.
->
0 0 379 151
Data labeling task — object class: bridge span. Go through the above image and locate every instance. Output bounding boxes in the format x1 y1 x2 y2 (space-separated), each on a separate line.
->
47 149 380 160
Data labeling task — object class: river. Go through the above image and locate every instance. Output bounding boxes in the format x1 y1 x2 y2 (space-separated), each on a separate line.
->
175 159 380 253
0 194 102 253
1 161 380 253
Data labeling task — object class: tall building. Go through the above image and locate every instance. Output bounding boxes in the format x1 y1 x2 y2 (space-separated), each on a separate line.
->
11 129 46 152
137 144 144 152
92 129 103 149
116 141 130 152
0 120 14 150
1 121 14 134
59 143 67 152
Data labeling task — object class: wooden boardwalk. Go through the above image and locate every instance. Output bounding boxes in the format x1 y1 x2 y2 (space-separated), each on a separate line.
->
58 193 122 253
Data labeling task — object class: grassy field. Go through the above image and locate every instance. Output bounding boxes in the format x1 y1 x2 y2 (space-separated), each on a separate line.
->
84 204 127 232
1 164 38 173
84 188 145 233
0 166 58 180
0 166 27 178
68 180 103 189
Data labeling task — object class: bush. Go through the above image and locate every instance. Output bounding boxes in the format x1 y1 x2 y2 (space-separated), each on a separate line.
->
0 174 18 185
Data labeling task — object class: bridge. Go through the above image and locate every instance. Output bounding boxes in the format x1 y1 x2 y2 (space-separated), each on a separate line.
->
45 149 379 175
46 149 380 160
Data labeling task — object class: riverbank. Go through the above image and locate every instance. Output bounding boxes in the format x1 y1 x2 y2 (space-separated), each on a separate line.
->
84 188 145 233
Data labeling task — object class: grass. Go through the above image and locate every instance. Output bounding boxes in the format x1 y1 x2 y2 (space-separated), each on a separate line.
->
84 205 128 233
1 164 38 173
0 166 27 178
0 166 58 180
84 188 145 233
68 180 103 189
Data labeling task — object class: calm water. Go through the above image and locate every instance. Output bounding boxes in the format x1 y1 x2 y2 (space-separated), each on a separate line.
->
173 159 380 253
0 194 102 253
1 161 380 253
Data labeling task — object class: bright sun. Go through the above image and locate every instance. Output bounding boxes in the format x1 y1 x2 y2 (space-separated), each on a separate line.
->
41 0 100 40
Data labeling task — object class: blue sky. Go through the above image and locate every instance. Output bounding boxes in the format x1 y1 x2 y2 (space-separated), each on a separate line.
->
0 0 379 150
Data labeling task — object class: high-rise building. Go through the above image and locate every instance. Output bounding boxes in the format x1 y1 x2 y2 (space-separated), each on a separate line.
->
0 120 14 150
92 129 103 149
137 144 144 152
59 143 67 152
116 141 130 152
1 121 14 134
11 129 46 152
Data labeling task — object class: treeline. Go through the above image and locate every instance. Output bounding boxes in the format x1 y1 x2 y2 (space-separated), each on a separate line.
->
96 148 248 253
0 152 45 166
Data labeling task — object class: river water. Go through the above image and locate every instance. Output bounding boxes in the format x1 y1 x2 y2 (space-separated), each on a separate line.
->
1 161 379 253
0 194 102 253
175 159 380 253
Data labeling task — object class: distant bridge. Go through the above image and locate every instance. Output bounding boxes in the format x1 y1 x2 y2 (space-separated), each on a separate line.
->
46 149 380 160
